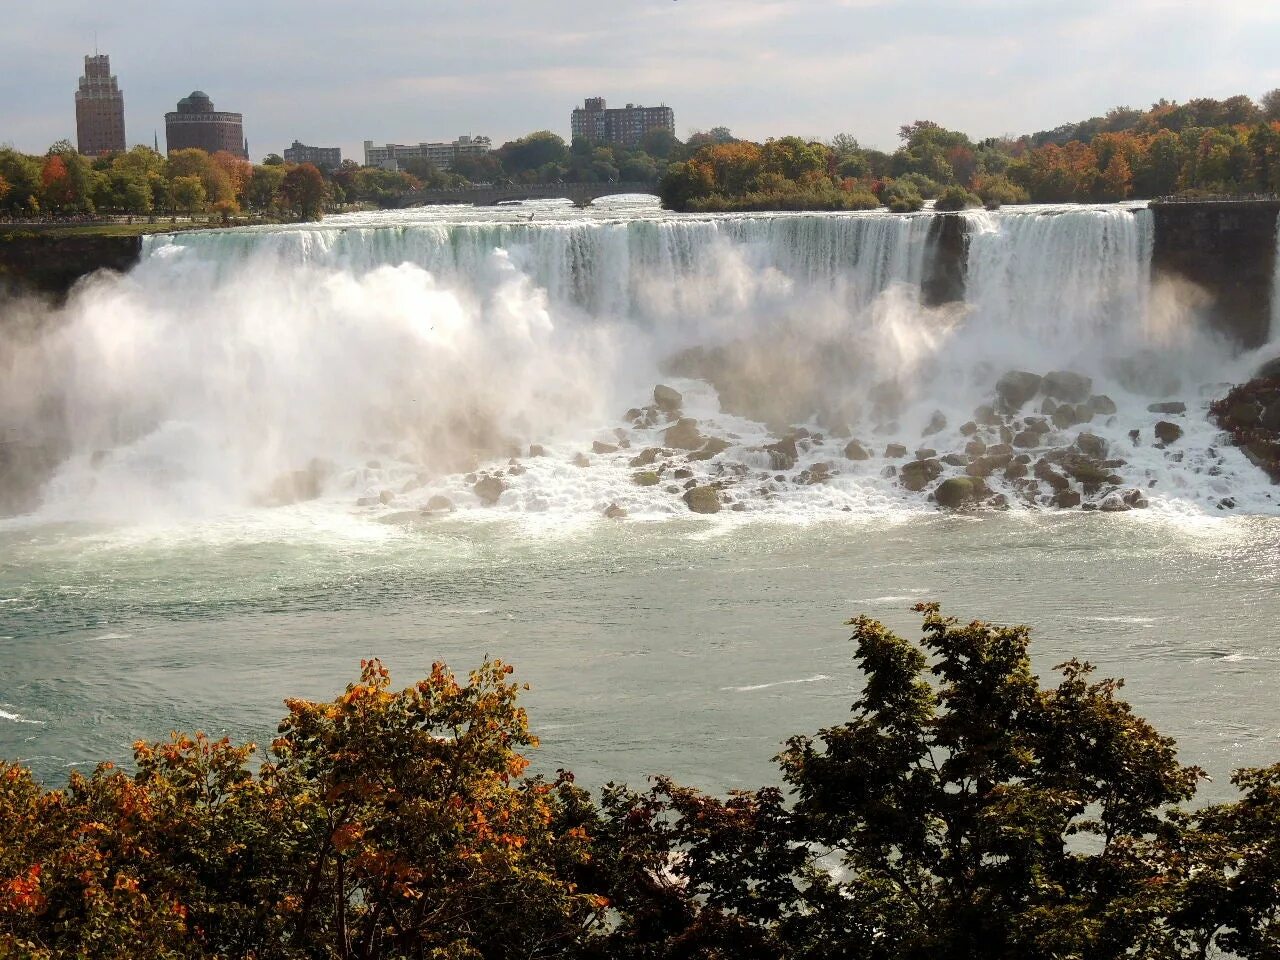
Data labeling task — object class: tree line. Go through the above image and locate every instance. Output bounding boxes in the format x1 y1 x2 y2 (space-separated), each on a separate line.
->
0 126 707 223
2 604 1278 959
661 89 1280 212
5 91 1279 221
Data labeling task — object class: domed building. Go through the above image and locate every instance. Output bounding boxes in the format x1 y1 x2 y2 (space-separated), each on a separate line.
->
164 90 247 158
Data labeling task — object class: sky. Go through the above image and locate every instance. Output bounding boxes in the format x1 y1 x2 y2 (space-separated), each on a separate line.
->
2 0 1279 163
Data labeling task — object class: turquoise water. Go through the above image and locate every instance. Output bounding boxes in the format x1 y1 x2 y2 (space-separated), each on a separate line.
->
4 511 1278 802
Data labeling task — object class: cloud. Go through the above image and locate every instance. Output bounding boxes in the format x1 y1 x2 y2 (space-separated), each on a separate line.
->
1 0 1277 161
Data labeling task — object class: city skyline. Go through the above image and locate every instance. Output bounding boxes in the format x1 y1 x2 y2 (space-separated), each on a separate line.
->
2 0 1279 163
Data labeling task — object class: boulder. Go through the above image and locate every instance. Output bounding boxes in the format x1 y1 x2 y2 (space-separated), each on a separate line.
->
965 439 987 457
1226 402 1262 428
528 443 547 458
1090 394 1118 415
934 476 984 509
995 371 1043 410
633 471 660 486
683 485 721 514
604 503 628 519
1263 401 1280 432
844 439 871 460
653 384 683 413
986 443 1013 457
423 494 454 513
973 404 1003 426
378 489 395 505
689 437 733 461
629 447 663 467
1154 420 1183 445
941 453 969 467
507 463 527 476
767 436 800 460
473 475 507 505
1051 489 1082 508
1098 494 1130 512
922 410 947 437
1122 489 1149 509
664 418 705 450
1256 356 1280 380
1073 404 1094 423
572 452 591 468
1013 430 1041 449
1003 461 1028 480
1040 397 1059 415
1024 416 1051 433
1051 404 1080 429
915 448 937 460
592 440 619 455
900 458 943 492
1074 432 1109 459
884 443 908 458
960 420 978 436
1147 401 1186 415
673 468 693 479
1042 370 1093 403
1033 459 1070 492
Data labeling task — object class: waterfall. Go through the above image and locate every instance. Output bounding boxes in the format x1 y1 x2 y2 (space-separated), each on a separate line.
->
1 203 1271 522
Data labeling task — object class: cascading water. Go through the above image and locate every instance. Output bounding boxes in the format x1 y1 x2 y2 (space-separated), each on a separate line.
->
0 199 1275 524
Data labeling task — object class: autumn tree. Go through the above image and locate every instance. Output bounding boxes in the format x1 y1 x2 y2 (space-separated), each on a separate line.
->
279 163 328 220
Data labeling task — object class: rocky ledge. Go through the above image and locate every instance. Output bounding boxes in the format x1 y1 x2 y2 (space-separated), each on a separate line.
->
1209 357 1280 484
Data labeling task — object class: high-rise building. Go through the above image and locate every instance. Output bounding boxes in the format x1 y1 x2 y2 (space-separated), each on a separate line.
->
75 54 126 156
165 91 247 158
283 141 342 169
362 135 492 171
570 98 674 148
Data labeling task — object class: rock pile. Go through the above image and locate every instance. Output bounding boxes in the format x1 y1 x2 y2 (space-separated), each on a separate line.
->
1209 359 1280 484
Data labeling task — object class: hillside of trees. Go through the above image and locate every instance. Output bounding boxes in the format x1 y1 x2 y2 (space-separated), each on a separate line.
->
661 89 1280 212
3 604 1280 959
4 91 1279 222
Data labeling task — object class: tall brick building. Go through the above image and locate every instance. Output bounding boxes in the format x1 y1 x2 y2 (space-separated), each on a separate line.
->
570 98 674 148
75 54 126 156
165 91 247 158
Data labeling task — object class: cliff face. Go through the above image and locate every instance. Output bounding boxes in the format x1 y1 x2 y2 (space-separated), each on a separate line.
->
1149 201 1280 350
0 232 143 299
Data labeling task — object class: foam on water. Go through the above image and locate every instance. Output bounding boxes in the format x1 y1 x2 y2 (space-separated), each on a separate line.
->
2 201 1279 532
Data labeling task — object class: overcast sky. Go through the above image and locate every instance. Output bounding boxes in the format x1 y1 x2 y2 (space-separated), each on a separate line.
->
3 0 1278 163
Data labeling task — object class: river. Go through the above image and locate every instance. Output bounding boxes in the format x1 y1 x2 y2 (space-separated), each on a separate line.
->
2 198 1278 800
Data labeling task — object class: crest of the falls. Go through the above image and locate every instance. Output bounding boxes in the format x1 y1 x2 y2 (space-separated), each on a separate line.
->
2 200 1277 525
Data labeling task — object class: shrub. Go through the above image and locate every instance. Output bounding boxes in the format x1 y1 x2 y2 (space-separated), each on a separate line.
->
933 185 982 211
880 179 925 212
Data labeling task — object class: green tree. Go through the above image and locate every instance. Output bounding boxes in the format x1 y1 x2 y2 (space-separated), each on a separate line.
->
0 149 42 214
599 605 1211 959
246 164 285 213
499 132 570 176
1263 88 1280 122
171 174 207 214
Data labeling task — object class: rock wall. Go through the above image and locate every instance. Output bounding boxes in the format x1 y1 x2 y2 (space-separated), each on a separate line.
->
1149 200 1280 350
0 232 143 300
922 213 967 307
